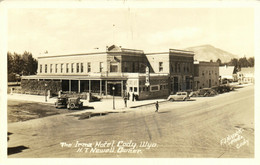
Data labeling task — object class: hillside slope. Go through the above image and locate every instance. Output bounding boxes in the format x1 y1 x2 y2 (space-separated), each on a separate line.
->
185 45 238 62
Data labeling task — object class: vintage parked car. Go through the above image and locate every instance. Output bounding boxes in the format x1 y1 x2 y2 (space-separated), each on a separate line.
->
190 88 218 97
67 97 83 110
55 97 68 108
167 92 190 101
89 95 101 102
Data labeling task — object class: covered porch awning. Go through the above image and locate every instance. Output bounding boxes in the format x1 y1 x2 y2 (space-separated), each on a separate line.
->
21 75 128 81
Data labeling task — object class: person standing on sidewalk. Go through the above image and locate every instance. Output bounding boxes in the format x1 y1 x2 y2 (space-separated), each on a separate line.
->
155 101 159 112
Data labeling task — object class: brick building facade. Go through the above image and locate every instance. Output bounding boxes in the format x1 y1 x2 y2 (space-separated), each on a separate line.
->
193 61 219 90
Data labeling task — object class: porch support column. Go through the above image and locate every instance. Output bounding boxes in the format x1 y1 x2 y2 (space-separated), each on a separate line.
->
78 80 80 93
105 80 108 97
89 80 91 93
121 80 124 97
100 80 102 97
69 80 71 93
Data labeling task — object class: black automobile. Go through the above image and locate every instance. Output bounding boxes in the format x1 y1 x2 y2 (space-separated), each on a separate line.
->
55 97 68 108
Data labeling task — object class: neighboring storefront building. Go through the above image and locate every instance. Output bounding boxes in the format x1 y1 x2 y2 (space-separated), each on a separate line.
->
146 49 194 94
193 61 219 90
21 45 194 100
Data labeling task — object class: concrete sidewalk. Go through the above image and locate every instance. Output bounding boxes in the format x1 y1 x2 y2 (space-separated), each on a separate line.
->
8 93 166 113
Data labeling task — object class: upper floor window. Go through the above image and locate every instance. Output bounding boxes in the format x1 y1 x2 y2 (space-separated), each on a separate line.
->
66 63 69 73
50 64 53 73
45 64 47 73
81 63 84 73
123 62 128 72
61 64 63 73
159 62 163 72
55 64 58 73
110 63 118 72
175 62 177 72
76 63 79 73
178 63 180 73
40 64 42 73
87 62 91 72
71 63 74 73
170 63 174 72
187 63 190 73
100 62 104 72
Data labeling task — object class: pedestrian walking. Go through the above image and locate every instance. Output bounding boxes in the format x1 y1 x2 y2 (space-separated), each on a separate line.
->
155 101 159 112
124 97 127 107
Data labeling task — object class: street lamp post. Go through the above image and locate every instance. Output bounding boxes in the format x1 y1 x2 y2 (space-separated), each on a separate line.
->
112 86 115 110
45 83 48 102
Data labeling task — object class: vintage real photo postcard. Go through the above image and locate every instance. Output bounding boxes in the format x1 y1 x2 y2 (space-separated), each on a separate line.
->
0 1 259 165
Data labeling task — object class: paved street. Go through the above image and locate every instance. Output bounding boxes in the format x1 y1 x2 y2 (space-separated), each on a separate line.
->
8 85 254 158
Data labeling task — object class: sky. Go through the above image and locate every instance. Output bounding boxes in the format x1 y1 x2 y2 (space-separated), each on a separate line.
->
7 7 255 58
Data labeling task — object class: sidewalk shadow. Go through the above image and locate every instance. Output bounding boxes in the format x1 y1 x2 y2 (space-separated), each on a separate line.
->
82 106 94 110
157 111 171 114
8 145 29 155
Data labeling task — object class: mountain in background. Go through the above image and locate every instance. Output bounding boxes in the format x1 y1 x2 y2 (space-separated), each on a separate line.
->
185 44 239 63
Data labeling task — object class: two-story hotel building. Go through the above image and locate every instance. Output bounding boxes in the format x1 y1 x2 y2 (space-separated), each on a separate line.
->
21 45 195 100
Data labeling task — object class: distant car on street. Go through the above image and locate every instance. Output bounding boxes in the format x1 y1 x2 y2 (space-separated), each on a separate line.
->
55 97 68 108
167 92 190 101
190 88 218 97
67 97 83 110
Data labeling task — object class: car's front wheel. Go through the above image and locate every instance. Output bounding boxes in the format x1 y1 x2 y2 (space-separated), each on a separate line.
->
169 98 174 102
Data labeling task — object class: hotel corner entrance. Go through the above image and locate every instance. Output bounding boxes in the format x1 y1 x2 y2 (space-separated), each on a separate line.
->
107 81 125 96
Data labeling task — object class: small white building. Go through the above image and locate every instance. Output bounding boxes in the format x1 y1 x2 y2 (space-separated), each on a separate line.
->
219 65 235 82
237 67 254 84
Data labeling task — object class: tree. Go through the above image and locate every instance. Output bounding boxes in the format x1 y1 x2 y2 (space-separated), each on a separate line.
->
238 57 250 68
7 51 38 82
22 51 38 75
248 57 254 67
12 53 23 75
7 52 13 74
229 58 239 73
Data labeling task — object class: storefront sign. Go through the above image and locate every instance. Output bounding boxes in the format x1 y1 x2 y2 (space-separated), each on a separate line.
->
145 66 150 87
